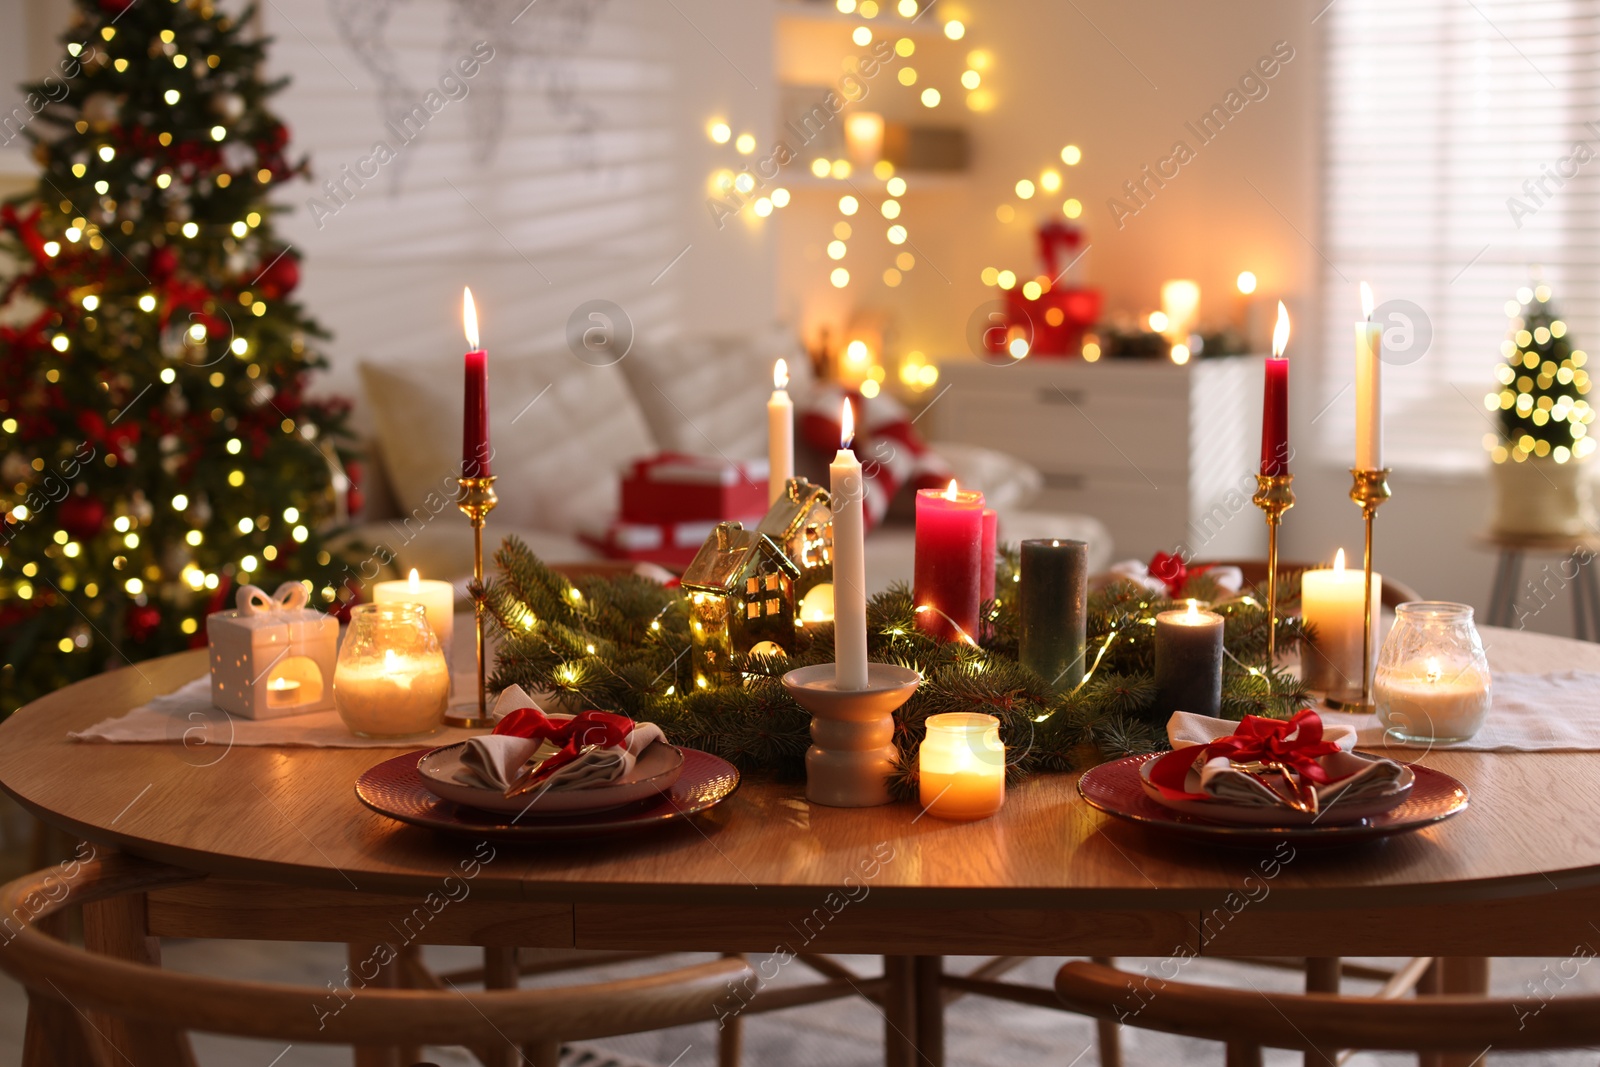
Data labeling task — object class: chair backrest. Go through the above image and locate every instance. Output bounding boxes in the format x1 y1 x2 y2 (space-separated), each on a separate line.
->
1196 558 1422 609
1055 960 1600 1054
0 853 752 1050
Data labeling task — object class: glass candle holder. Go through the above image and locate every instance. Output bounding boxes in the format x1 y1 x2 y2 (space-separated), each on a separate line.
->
918 712 1005 820
333 603 450 739
1373 602 1492 744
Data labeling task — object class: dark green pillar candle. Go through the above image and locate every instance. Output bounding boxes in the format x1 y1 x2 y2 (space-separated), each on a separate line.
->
1019 539 1088 689
1154 604 1225 716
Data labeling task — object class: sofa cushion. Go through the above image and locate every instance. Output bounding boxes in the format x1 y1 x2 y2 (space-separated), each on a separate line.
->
618 327 805 460
360 352 655 537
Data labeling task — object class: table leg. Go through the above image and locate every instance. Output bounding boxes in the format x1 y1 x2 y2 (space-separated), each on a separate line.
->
1581 562 1600 642
914 956 944 1067
481 946 527 1067
1418 957 1490 1067
81 890 198 1067
1302 958 1340 1067
882 956 917 1067
347 942 411 1067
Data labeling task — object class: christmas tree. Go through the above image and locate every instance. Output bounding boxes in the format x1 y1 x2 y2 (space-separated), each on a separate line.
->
1486 283 1597 465
0 0 357 715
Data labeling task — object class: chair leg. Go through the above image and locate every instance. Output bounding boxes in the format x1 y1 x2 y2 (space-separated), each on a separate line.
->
23 988 103 1067
718 953 744 1067
1428 959 1491 1067
1088 957 1122 1067
526 1039 562 1067
347 942 405 1067
480 947 524 1067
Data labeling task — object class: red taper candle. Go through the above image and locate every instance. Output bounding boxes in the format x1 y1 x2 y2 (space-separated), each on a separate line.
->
1259 300 1290 476
462 287 490 477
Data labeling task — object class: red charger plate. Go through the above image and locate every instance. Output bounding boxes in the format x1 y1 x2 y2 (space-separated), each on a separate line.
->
1078 753 1468 846
357 746 740 841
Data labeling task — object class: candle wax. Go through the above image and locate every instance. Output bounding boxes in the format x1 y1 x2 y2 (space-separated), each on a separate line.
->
1355 320 1383 470
1300 558 1381 701
830 443 869 691
1153 605 1225 716
1376 670 1490 743
1260 356 1289 475
373 571 456 668
335 652 449 739
979 508 998 605
1019 539 1088 689
463 348 490 477
768 382 794 505
914 486 985 643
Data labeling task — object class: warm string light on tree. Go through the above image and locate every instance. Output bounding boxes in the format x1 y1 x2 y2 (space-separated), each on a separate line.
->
0 0 358 714
1482 283 1596 465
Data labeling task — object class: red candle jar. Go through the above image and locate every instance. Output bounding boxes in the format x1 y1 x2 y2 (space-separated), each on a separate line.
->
915 482 985 643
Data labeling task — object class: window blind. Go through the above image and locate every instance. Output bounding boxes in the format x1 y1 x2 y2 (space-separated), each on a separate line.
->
1321 0 1600 471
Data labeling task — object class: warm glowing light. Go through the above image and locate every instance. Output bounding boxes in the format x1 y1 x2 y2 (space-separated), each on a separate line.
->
852 26 873 46
887 176 907 196
831 158 852 179
1063 198 1082 219
887 225 907 244
944 20 965 39
828 240 848 260
463 287 480 349
1040 169 1061 193
1170 343 1191 365
735 133 756 154
1022 280 1042 300
1426 657 1442 684
753 197 773 217
772 187 790 207
841 399 856 449
944 478 959 501
811 158 831 178
961 70 980 89
846 340 870 365
861 378 881 398
1015 179 1035 199
831 267 850 288
1272 301 1291 358
839 195 859 216
1147 311 1169 333
1061 144 1082 165
774 358 789 391
1360 280 1375 320
1236 270 1257 295
1333 548 1346 572
1007 337 1029 359
921 88 941 107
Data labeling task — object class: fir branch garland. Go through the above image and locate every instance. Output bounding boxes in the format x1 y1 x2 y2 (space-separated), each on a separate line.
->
477 537 1312 795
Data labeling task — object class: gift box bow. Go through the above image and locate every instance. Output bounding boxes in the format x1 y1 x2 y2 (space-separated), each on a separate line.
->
1147 710 1347 801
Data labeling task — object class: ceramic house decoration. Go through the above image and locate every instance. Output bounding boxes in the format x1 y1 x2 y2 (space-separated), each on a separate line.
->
207 582 339 719
681 521 802 684
757 477 834 624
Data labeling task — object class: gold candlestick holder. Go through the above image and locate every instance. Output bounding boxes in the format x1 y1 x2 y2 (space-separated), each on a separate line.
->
1331 467 1392 714
447 474 498 729
1252 473 1296 666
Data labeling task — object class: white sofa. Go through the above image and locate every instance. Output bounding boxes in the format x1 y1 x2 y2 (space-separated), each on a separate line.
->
348 331 1111 593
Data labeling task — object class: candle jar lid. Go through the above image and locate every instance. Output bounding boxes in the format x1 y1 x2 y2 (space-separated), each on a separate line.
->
1374 601 1492 744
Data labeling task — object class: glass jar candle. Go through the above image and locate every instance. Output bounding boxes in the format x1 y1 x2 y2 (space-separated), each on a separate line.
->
333 603 450 739
1374 602 1492 744
918 712 1006 820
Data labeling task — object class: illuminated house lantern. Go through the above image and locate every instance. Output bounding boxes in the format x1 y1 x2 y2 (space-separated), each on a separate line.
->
206 582 339 719
757 477 835 624
682 521 801 682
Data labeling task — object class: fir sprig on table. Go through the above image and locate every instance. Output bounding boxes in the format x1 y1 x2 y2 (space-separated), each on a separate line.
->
476 538 1311 797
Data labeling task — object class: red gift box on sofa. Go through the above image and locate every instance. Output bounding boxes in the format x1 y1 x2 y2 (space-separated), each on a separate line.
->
620 453 769 524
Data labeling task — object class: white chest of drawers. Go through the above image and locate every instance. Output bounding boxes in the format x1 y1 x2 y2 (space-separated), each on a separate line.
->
926 355 1269 563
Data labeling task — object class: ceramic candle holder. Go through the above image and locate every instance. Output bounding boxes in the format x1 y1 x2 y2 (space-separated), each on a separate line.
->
782 662 921 807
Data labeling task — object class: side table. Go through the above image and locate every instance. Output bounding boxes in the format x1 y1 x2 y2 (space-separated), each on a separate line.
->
1480 531 1600 640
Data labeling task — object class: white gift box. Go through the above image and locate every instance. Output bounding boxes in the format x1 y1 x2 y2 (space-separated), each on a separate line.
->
206 582 339 719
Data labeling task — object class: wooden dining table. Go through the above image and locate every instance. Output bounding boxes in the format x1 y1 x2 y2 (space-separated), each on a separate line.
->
5 624 1600 1067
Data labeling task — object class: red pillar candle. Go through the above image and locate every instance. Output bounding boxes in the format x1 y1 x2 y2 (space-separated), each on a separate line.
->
1259 300 1291 476
462 287 490 477
914 480 985 643
979 507 998 604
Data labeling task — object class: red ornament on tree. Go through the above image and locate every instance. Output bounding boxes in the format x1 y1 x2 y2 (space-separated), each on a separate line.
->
126 602 162 643
147 244 177 282
255 250 299 299
58 495 107 541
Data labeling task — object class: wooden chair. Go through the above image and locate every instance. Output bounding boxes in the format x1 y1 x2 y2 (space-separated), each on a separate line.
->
0 852 755 1067
1055 957 1572 1066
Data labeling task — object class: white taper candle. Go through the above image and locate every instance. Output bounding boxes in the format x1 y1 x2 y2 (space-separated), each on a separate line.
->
830 399 869 691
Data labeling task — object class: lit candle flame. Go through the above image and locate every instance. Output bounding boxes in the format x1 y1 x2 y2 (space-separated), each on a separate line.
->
267 677 299 691
840 398 855 449
944 478 959 501
1360 280 1375 321
774 358 788 391
1271 301 1291 358
383 649 398 673
1333 547 1345 572
407 568 420 592
1184 598 1199 623
463 287 480 350
1426 656 1441 684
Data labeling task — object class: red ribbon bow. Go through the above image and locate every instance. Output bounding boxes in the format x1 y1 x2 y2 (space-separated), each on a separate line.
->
1148 552 1213 599
1146 710 1343 801
492 707 635 785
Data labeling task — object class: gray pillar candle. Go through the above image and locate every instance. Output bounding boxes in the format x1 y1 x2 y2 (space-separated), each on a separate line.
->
1154 602 1225 716
1019 539 1088 689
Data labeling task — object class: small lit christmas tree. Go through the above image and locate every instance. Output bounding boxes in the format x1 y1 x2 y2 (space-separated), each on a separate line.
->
1486 284 1597 466
0 0 357 714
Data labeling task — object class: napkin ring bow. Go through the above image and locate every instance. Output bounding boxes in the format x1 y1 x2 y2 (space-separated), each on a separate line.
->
1147 709 1343 801
237 582 310 614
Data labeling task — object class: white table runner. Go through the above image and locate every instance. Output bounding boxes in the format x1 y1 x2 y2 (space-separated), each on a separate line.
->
1325 670 1600 751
